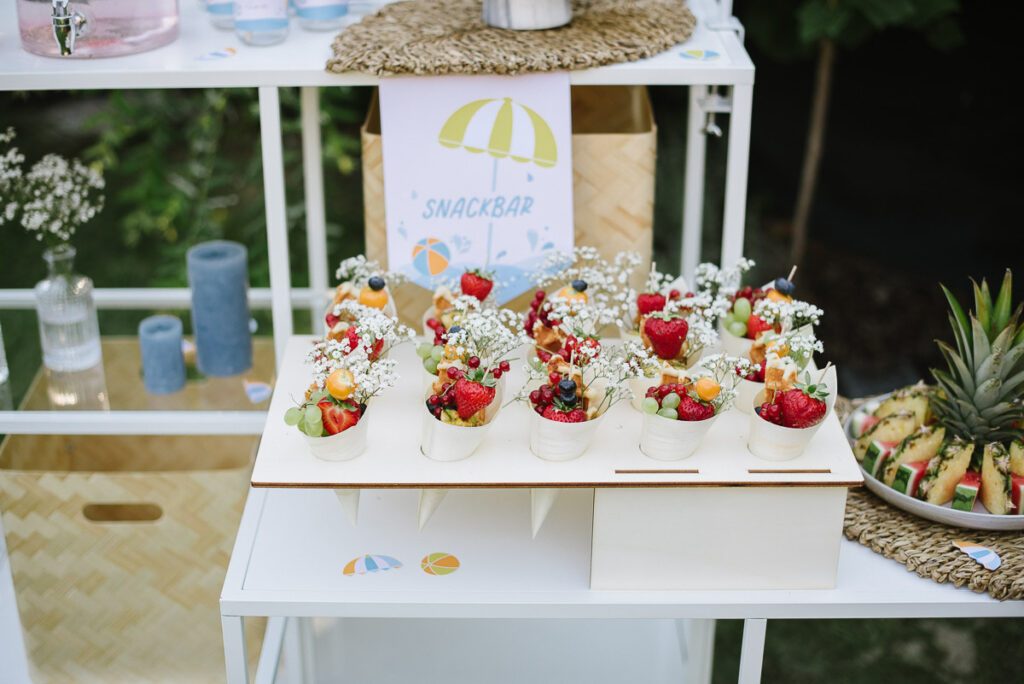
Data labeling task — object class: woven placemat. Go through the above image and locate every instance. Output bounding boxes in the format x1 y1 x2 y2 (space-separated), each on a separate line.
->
836 397 1024 601
328 0 696 76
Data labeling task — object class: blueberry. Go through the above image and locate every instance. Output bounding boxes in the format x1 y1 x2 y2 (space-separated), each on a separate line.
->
773 277 795 295
557 378 577 395
571 279 588 293
448 325 462 335
368 275 386 291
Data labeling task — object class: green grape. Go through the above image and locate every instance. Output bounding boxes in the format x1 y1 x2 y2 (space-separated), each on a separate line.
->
309 390 328 403
430 346 445 362
284 407 302 426
732 297 752 320
661 392 681 409
727 320 748 338
529 355 544 370
641 397 660 414
416 342 434 359
657 407 678 420
304 404 322 423
423 357 439 374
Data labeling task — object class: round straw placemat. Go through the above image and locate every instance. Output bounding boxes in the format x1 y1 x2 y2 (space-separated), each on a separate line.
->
328 0 696 76
836 397 1024 601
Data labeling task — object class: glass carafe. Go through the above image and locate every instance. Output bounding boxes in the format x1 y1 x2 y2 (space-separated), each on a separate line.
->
34 245 103 372
16 0 180 58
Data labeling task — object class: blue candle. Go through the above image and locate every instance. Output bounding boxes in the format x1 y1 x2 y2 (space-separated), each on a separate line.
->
138 315 186 394
187 241 253 377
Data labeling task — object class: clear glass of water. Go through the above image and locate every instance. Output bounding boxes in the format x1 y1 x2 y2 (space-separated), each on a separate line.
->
34 244 103 373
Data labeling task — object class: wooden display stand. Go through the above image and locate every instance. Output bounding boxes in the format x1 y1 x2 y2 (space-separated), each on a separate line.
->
251 336 862 590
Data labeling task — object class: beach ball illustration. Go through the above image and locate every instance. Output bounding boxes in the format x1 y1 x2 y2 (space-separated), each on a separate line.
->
412 237 451 277
343 554 403 576
421 552 460 576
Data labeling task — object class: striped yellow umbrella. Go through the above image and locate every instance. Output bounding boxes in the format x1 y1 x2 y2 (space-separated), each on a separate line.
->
438 97 558 266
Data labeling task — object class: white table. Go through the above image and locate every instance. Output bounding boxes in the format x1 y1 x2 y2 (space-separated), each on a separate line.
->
220 487 1022 683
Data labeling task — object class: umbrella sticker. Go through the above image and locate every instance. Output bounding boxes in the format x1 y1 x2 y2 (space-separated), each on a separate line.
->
952 541 1001 571
439 96 558 267
421 552 460 576
343 554 403 576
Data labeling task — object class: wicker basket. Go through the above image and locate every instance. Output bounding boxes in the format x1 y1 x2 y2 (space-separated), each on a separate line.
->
362 85 656 327
0 434 262 683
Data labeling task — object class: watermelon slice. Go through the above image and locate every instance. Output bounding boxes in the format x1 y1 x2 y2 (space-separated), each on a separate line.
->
862 440 897 477
1011 475 1024 515
851 412 880 438
891 460 929 497
951 470 981 512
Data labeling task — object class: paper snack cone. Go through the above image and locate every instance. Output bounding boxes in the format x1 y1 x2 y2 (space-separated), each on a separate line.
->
718 319 754 358
733 376 763 415
628 374 660 410
529 410 606 461
305 412 369 462
746 365 838 461
420 382 503 462
640 412 718 461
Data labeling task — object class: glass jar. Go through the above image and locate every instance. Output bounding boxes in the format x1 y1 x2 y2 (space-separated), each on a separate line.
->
207 0 234 29
34 245 103 373
294 0 347 31
234 0 288 45
16 0 180 59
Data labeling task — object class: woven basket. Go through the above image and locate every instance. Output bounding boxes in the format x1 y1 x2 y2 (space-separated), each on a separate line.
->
362 85 656 327
0 434 262 683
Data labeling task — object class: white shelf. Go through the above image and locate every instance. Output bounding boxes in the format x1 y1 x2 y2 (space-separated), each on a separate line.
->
0 0 753 91
221 487 1021 619
251 336 863 489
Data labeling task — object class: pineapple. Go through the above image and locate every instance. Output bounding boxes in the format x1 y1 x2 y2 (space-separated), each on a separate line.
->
917 437 974 505
882 425 946 485
1011 440 1024 476
930 270 1024 451
854 411 918 460
874 384 932 425
980 442 1013 514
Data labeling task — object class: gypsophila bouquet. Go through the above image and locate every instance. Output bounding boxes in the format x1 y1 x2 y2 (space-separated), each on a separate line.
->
752 298 823 331
335 255 406 287
533 247 640 319
329 300 414 355
443 307 525 372
0 128 25 227
695 258 756 300
690 353 757 413
307 338 400 404
18 150 104 247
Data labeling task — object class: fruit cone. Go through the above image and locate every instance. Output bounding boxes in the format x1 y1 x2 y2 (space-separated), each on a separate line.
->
718 318 755 358
640 411 719 461
529 409 606 461
305 409 370 462
420 382 503 462
747 365 838 461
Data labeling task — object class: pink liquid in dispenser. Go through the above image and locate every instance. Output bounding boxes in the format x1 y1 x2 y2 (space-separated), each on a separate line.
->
17 0 180 58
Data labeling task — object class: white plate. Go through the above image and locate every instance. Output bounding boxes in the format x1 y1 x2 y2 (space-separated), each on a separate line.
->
844 395 1024 531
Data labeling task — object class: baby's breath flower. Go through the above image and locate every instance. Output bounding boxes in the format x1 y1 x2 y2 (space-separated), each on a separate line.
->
334 255 407 287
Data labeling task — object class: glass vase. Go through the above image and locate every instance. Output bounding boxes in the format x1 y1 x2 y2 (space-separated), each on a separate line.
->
34 245 103 373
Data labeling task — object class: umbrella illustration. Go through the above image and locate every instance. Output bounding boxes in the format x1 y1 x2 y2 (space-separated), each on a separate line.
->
343 554 403 576
438 97 558 267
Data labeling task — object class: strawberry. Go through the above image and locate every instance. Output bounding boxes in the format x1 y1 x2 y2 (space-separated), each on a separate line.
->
325 312 340 328
677 394 715 421
745 314 773 340
542 405 587 423
345 326 384 360
460 269 494 301
643 314 688 360
777 388 827 428
562 335 600 364
318 399 361 435
453 378 496 420
636 292 667 316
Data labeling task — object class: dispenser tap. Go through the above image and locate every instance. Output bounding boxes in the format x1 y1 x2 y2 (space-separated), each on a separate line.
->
52 0 87 56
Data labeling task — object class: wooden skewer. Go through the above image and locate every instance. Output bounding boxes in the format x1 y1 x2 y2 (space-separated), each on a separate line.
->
786 265 798 282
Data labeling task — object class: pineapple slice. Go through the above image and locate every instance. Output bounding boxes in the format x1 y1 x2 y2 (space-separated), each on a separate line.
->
874 385 931 425
980 442 1013 514
881 425 946 485
1010 440 1024 476
440 409 484 427
854 412 918 461
918 438 974 505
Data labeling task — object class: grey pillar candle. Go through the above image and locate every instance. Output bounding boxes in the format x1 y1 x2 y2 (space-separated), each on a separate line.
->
187 241 253 376
138 315 186 394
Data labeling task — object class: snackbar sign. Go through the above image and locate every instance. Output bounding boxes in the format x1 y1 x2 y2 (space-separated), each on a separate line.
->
378 73 574 304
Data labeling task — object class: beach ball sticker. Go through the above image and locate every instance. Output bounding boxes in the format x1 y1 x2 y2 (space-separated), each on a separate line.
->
343 554 403 576
412 237 450 277
421 552 460 576
680 49 719 61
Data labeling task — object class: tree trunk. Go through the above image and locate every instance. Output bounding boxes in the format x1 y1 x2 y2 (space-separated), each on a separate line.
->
790 38 836 266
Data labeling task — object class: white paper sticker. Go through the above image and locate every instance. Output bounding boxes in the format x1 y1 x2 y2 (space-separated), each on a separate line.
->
378 73 574 304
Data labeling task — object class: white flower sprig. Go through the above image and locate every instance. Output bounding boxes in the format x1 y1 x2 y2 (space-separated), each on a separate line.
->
544 297 621 341
334 255 407 287
753 298 824 331
761 329 824 371
444 307 526 373
690 353 757 412
18 152 104 246
0 128 25 227
694 258 755 300
533 247 641 324
329 300 414 353
306 338 400 405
